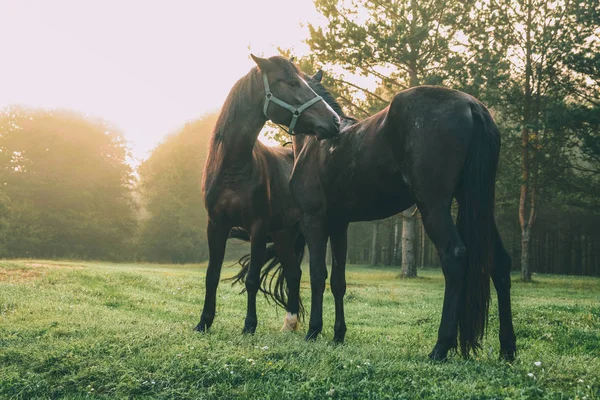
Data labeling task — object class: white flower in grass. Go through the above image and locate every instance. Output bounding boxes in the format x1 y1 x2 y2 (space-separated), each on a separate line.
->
327 388 335 396
527 373 534 378
261 346 269 350
534 361 542 367
577 379 584 383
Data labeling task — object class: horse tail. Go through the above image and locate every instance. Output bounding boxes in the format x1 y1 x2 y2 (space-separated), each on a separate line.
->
223 228 306 320
259 232 306 320
456 102 501 357
222 239 282 305
223 228 252 286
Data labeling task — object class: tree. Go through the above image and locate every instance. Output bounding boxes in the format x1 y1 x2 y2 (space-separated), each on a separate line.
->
470 0 600 281
136 115 215 263
400 208 418 278
0 106 137 260
370 220 380 265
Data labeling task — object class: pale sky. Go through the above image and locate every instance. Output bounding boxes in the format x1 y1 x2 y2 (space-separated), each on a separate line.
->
0 0 321 164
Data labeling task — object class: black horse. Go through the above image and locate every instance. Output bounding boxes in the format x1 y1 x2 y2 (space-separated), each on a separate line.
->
289 71 516 361
195 56 339 335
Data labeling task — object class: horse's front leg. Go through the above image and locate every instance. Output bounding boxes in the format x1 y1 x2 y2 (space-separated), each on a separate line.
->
242 221 267 334
329 222 349 343
302 213 328 341
196 220 231 332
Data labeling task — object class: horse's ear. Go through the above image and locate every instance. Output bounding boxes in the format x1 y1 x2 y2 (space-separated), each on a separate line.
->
289 56 295 63
251 54 271 71
312 70 323 82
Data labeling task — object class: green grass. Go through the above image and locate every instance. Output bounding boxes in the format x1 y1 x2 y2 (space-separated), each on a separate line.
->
1 260 599 399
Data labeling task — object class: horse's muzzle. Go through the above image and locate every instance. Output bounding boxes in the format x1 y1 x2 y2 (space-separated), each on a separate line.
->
316 116 340 140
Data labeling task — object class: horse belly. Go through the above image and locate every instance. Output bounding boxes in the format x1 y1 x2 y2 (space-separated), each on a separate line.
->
206 188 246 225
331 176 413 222
268 201 302 232
351 193 413 221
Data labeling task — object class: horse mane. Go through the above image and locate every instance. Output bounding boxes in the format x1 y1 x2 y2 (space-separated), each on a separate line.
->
212 68 261 143
304 74 358 124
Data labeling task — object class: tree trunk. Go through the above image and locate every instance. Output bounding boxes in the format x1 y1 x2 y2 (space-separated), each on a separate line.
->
371 221 380 266
420 222 425 267
520 226 532 281
401 206 417 278
387 219 395 265
393 217 401 265
519 0 537 282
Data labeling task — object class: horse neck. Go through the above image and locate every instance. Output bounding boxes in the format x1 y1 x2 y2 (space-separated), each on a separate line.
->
291 135 308 159
215 115 265 166
210 73 266 168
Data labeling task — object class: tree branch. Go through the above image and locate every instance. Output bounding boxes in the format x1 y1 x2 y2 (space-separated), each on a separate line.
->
332 77 390 104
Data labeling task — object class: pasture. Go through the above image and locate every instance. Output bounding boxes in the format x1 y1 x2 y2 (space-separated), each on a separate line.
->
1 260 598 399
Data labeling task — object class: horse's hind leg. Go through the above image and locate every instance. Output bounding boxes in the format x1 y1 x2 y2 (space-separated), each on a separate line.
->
302 214 329 341
330 222 349 343
491 224 517 361
419 201 467 361
196 220 231 332
242 222 267 334
272 229 302 331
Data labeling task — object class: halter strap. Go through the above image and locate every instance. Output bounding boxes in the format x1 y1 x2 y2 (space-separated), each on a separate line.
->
262 72 323 135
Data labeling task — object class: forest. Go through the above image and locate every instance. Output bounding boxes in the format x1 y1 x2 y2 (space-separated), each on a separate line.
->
1 0 598 278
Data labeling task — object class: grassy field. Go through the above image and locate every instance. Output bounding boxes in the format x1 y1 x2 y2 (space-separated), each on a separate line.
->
1 260 599 399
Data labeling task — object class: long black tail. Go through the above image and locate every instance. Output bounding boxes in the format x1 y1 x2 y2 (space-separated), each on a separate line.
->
456 102 501 357
224 228 305 319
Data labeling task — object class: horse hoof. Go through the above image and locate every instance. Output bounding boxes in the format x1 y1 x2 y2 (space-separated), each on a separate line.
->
428 346 448 361
332 336 345 345
194 321 210 333
305 330 320 341
333 326 346 344
500 348 516 362
281 312 299 332
242 325 256 335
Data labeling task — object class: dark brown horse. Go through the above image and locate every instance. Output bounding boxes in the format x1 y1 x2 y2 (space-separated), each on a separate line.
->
195 56 339 334
289 71 516 361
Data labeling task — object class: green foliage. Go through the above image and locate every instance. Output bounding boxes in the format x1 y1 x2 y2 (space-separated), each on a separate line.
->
136 115 215 263
306 0 476 112
0 107 137 260
1 260 598 398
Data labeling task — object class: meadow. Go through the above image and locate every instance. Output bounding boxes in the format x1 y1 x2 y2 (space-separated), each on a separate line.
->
1 260 598 399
